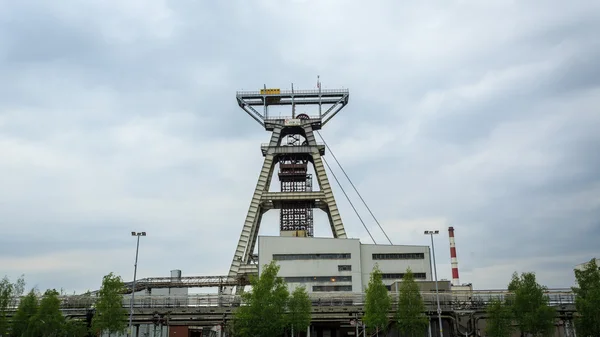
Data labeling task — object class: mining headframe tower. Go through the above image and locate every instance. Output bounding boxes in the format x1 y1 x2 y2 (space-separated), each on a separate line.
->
226 84 350 294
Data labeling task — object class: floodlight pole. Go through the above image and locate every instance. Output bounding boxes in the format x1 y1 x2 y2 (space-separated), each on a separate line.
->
425 230 443 337
128 231 146 337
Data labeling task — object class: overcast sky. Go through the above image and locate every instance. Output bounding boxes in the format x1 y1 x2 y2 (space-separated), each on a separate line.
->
1 0 599 294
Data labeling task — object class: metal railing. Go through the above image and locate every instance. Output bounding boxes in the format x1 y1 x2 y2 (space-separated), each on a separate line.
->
236 89 349 96
260 143 325 147
4 289 576 312
49 289 576 310
263 116 321 121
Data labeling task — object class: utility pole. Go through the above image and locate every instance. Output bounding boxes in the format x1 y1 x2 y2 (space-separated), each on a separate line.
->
425 230 443 337
128 231 146 337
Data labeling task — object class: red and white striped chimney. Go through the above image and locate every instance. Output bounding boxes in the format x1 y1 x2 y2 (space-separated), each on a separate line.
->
448 226 460 285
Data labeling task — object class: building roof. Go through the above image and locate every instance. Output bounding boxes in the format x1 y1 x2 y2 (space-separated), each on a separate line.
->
575 258 599 270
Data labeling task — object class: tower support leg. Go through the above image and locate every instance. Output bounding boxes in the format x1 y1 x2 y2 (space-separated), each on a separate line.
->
226 128 282 293
303 125 346 238
227 122 349 293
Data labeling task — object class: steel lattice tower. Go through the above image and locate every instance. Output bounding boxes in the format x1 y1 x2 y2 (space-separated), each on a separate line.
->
226 84 349 294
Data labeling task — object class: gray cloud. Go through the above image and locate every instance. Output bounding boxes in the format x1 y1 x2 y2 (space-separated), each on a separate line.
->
1 0 599 293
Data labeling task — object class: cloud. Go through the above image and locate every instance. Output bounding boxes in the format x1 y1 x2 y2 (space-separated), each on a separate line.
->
0 0 599 294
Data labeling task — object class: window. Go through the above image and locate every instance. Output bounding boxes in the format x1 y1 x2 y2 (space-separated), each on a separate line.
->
284 276 352 283
273 253 351 261
381 273 427 280
372 253 425 260
313 285 352 292
338 265 352 271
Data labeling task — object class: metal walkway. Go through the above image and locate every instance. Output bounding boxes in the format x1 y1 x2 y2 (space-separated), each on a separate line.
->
56 289 576 310
122 275 251 294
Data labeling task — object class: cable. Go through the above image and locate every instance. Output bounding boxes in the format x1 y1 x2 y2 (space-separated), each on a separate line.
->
320 156 376 244
316 131 394 245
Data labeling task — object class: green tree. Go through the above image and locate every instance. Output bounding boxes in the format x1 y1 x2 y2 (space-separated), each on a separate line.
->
232 261 289 337
507 272 555 337
11 289 39 337
63 318 89 337
27 289 66 336
0 275 25 335
395 268 428 337
485 297 514 337
572 258 600 337
287 286 312 337
92 273 128 337
363 264 391 335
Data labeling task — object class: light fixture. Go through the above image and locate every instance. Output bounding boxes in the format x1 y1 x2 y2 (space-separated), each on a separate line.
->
128 231 147 337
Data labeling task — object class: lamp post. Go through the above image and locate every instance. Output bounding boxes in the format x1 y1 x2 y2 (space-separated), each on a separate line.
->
424 230 443 337
129 231 146 337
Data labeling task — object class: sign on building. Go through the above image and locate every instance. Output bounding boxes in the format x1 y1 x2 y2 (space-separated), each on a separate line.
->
284 119 302 126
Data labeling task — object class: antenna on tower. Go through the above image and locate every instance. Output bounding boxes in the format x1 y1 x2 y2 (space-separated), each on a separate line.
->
263 84 268 119
291 83 295 118
317 75 322 117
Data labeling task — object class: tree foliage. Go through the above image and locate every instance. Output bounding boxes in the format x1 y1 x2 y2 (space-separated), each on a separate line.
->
92 272 128 336
287 286 312 337
63 318 90 337
485 297 514 337
232 261 290 337
0 275 25 335
27 289 66 336
363 264 391 335
572 258 600 337
11 289 40 337
507 272 555 337
395 268 428 337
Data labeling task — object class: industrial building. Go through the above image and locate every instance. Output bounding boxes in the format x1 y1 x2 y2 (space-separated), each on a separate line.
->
57 85 577 337
258 236 432 293
575 258 599 271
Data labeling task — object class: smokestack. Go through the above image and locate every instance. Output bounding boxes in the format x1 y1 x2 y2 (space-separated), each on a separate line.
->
448 226 460 285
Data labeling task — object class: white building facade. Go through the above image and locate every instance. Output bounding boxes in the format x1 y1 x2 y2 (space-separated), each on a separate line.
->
575 258 599 271
258 236 432 293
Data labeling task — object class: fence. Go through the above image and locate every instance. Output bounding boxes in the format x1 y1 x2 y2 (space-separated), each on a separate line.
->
48 289 576 310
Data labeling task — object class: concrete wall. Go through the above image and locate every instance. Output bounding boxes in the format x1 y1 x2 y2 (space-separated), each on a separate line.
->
258 236 362 293
390 280 452 292
258 236 432 294
359 244 431 291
